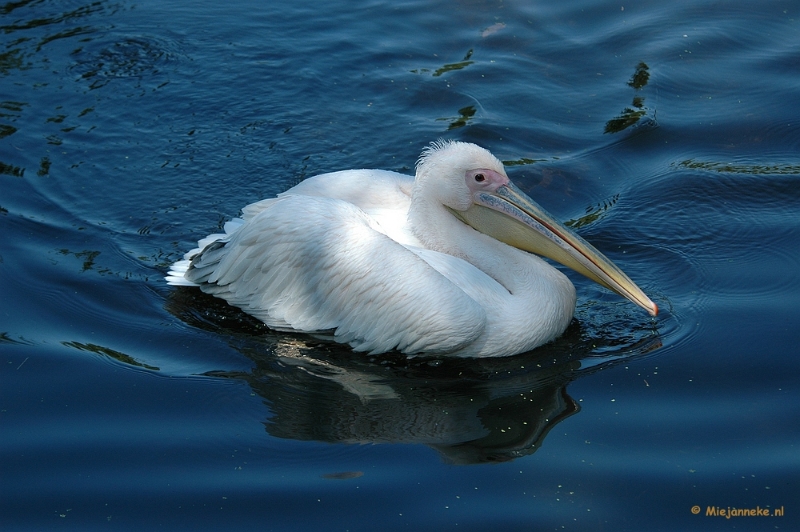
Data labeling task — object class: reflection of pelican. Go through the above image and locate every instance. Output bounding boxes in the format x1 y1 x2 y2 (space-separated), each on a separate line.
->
167 141 656 357
165 289 662 464
202 334 660 464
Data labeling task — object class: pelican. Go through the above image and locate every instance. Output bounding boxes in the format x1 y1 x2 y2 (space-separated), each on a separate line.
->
167 140 657 357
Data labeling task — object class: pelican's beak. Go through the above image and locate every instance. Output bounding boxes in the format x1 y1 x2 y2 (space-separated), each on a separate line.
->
450 181 658 316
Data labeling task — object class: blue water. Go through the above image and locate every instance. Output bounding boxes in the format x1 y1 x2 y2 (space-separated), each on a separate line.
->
2 0 799 530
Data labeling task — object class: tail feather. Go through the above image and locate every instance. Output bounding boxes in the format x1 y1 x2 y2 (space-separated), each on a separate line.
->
183 240 228 284
165 218 246 286
165 259 197 286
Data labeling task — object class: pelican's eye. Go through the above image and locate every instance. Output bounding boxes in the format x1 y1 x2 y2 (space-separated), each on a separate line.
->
474 173 486 182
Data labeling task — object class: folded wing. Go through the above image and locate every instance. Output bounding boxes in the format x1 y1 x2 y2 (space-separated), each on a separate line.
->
181 194 486 354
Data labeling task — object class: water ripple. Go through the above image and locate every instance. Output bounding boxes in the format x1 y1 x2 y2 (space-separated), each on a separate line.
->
70 35 184 91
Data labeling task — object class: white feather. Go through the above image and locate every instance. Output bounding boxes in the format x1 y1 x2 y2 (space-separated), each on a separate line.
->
167 143 579 357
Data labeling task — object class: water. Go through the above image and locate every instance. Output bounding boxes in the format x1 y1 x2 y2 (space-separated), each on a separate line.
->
2 0 799 530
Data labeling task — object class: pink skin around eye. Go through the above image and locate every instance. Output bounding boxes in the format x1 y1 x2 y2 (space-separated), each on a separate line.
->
465 169 509 194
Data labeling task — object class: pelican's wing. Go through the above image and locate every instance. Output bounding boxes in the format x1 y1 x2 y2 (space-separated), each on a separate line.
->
254 169 419 247
241 169 413 221
184 194 486 355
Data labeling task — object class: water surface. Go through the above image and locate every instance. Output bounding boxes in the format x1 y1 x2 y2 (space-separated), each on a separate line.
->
2 0 799 530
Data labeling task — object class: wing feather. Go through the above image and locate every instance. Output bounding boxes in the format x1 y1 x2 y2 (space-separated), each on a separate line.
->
184 194 485 354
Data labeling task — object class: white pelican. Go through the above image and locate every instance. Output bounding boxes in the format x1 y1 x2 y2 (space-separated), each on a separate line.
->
167 140 657 357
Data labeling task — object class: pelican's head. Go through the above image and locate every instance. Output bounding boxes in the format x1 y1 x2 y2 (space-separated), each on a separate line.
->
415 140 658 317
415 139 510 211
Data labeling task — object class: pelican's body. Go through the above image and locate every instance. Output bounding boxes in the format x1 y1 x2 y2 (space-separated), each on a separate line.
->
167 141 656 357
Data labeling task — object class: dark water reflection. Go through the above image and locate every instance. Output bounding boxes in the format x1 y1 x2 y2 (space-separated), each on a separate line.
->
166 289 660 465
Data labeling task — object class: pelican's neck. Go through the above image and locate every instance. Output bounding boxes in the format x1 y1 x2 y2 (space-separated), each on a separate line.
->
408 193 531 292
408 186 577 356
